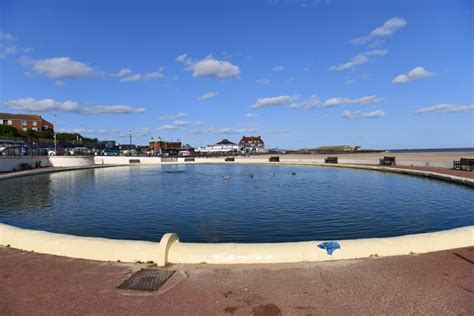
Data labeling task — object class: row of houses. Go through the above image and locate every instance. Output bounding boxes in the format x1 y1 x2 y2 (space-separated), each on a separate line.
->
0 113 54 132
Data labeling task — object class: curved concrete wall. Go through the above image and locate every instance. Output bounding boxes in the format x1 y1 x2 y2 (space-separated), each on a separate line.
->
1 223 473 265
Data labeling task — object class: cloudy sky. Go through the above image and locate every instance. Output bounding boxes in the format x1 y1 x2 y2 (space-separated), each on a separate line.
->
0 0 472 149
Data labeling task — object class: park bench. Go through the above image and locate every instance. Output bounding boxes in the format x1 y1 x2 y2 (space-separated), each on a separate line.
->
379 156 396 166
129 159 141 163
453 158 474 171
324 157 338 164
225 157 235 162
184 157 195 162
269 156 280 162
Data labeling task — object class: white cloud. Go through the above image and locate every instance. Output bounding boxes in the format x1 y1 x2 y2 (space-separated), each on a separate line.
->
177 54 240 79
351 17 407 44
82 105 146 114
159 112 188 120
415 103 474 115
330 54 369 71
392 66 433 84
173 120 191 126
290 95 321 109
117 67 164 82
158 116 205 131
324 95 382 107
273 65 285 72
63 127 152 138
120 74 142 82
190 58 239 79
19 56 95 80
111 68 132 77
250 95 298 109
197 91 219 101
370 17 407 37
176 53 192 65
342 109 385 119
158 125 180 131
4 98 146 115
330 48 389 71
0 30 15 41
256 78 270 85
143 68 165 80
0 45 17 59
245 113 257 118
4 98 80 112
192 126 257 135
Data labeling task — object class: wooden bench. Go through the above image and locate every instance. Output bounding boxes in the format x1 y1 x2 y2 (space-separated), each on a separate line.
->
324 157 338 164
129 159 141 163
379 156 396 166
225 157 235 162
453 158 474 171
184 157 195 162
269 156 280 162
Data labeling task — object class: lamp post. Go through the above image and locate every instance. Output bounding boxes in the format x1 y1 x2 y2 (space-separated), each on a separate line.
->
129 130 132 156
53 112 57 155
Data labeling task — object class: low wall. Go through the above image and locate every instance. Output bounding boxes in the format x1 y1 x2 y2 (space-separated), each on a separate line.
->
94 156 163 165
1 223 472 265
0 156 52 172
49 156 95 167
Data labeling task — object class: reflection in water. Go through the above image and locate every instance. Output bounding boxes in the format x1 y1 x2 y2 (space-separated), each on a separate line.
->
0 164 472 243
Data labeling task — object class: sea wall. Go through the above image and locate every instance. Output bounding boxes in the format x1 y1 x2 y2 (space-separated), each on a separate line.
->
1 223 472 265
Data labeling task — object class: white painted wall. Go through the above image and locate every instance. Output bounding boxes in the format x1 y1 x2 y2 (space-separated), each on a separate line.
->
49 156 95 167
0 156 52 172
94 156 162 165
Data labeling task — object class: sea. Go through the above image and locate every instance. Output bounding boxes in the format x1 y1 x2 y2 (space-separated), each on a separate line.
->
388 147 474 153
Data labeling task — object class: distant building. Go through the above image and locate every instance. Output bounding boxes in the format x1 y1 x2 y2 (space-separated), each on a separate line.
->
118 144 137 156
239 136 266 153
149 137 182 156
196 139 240 154
0 113 54 132
99 140 117 150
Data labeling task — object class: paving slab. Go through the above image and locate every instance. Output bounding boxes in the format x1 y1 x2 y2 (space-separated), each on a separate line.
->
1 246 473 315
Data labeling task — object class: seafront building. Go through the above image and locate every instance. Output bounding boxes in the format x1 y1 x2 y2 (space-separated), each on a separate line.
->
239 136 266 153
149 137 182 156
0 113 54 132
196 139 240 154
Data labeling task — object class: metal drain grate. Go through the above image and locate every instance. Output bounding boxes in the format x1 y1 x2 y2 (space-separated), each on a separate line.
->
118 269 175 291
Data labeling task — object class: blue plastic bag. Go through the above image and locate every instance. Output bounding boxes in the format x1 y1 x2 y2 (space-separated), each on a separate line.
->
317 241 341 255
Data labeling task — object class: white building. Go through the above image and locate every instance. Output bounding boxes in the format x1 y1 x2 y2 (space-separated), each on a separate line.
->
195 139 240 154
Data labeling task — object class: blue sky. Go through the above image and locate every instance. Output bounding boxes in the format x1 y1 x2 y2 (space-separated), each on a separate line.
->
0 0 472 149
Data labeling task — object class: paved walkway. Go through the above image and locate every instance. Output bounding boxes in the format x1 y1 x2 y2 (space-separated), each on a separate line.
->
1 246 473 315
388 165 474 179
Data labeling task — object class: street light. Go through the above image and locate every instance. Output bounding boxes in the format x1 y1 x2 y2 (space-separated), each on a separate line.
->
53 112 57 155
129 130 132 156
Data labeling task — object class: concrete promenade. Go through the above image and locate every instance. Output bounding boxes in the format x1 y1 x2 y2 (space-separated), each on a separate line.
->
0 245 473 315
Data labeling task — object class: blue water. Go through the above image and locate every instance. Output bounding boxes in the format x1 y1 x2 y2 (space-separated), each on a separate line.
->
388 147 474 153
0 165 472 243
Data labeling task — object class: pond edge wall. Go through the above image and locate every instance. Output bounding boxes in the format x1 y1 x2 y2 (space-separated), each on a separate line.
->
0 224 473 265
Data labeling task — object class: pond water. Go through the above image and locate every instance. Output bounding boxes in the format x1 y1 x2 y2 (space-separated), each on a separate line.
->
0 164 472 243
